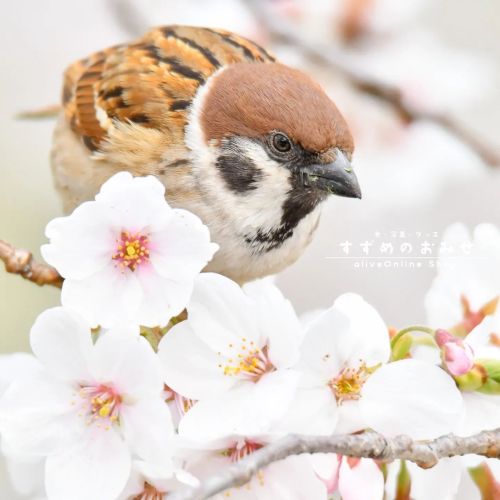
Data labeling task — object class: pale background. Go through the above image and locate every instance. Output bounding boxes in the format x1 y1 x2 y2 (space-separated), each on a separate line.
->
2 0 499 355
0 0 499 497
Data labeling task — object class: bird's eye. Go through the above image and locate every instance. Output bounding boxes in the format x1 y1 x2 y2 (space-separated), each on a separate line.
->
271 133 292 153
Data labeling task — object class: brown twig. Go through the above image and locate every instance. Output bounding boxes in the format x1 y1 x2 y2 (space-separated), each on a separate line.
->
245 0 500 168
168 428 500 500
0 240 63 288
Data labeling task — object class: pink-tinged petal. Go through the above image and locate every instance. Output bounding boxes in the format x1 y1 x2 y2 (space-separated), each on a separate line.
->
360 359 463 439
30 307 92 382
135 266 192 327
332 293 390 365
0 375 82 456
300 307 351 380
45 426 131 500
90 332 163 396
339 458 384 500
149 208 218 282
61 262 143 328
310 454 341 493
245 279 301 369
120 398 174 466
186 274 262 357
158 321 235 400
41 202 115 280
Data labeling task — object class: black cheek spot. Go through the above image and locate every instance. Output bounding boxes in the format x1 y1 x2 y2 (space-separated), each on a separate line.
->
216 154 263 193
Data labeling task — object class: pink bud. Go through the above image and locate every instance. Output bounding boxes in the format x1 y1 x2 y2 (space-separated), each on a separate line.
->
435 329 475 376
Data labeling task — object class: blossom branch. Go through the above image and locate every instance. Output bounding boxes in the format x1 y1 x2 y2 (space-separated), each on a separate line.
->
168 428 500 500
0 240 63 288
245 0 500 168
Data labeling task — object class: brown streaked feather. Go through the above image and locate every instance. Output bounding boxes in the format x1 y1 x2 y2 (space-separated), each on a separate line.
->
62 25 275 160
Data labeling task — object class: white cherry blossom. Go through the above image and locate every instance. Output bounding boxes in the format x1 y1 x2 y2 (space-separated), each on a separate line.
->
41 172 218 328
0 307 175 500
158 273 301 441
284 293 463 439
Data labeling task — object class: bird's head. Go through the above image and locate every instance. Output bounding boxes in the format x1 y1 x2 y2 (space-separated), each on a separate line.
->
188 62 360 202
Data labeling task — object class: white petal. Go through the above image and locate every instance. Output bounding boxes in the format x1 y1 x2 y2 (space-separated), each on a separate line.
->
0 375 81 456
245 279 301 369
158 321 235 400
333 400 369 435
61 262 143 328
95 172 171 230
360 359 463 439
149 208 218 282
280 386 338 435
339 458 384 500
45 426 131 500
331 293 390 365
30 307 92 382
90 332 163 396
460 392 500 436
407 457 463 500
299 307 351 380
262 455 328 499
187 274 261 357
120 397 174 466
41 201 115 279
179 370 299 440
0 352 42 396
135 266 192 327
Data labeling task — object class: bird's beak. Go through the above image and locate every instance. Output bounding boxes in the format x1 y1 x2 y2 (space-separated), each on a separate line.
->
300 149 362 199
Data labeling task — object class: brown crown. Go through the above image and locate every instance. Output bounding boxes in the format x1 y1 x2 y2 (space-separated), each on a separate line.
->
200 62 354 154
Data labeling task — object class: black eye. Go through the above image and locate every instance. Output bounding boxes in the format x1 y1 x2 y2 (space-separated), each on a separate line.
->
271 133 292 153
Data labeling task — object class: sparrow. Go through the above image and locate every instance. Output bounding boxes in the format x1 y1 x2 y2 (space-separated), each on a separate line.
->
52 25 361 284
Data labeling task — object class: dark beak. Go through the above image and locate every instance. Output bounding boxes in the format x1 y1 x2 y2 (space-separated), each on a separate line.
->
300 149 362 199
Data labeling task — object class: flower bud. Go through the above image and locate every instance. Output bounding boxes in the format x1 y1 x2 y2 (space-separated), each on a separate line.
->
435 329 474 376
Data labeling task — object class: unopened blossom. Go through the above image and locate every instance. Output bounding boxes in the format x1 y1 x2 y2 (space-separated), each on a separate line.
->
158 273 301 440
41 172 218 327
435 329 474 376
284 294 463 439
0 307 174 500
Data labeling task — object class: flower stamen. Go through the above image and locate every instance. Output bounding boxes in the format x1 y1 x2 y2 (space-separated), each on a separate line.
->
328 362 369 404
76 384 122 427
221 341 275 382
112 231 150 271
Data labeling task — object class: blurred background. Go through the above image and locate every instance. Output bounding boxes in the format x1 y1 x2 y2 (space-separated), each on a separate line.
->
0 1 499 498
1 0 499 348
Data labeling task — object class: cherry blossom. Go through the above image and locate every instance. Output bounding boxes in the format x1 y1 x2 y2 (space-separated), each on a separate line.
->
284 293 463 439
185 437 327 500
0 307 174 500
41 172 218 328
158 273 301 440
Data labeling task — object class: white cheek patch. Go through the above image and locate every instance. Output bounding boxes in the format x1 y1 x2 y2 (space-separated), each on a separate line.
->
185 73 293 234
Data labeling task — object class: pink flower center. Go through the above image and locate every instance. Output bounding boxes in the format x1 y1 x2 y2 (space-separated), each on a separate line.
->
165 384 196 416
223 439 264 463
328 362 369 404
133 483 164 500
76 383 122 428
112 231 150 271
219 341 275 382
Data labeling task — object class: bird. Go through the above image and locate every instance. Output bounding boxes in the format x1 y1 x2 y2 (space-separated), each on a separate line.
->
52 25 361 284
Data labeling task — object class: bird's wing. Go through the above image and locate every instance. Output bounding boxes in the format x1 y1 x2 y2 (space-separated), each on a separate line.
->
62 26 275 155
